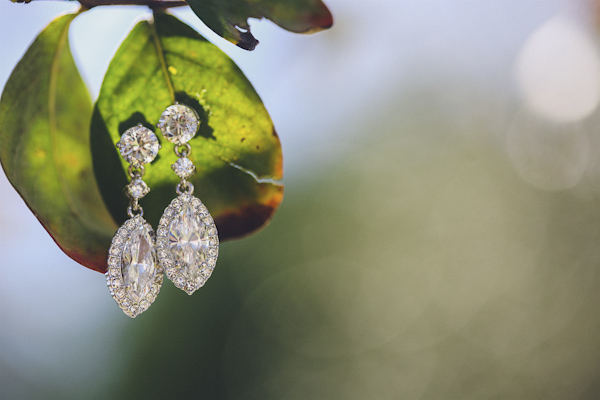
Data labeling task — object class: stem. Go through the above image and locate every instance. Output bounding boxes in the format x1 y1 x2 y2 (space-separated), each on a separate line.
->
12 0 188 9
150 11 176 102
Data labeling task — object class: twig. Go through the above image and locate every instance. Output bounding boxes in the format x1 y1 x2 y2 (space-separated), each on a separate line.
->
11 0 188 9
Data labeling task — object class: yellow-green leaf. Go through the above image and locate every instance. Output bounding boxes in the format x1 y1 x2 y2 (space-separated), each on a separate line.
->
0 13 117 272
91 12 283 242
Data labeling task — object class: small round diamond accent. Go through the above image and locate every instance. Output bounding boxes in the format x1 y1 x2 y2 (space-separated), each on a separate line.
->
166 269 178 280
172 157 196 179
126 179 150 199
139 300 150 311
116 125 160 166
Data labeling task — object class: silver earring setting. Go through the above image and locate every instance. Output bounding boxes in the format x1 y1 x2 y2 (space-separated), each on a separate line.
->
156 103 219 295
106 125 163 318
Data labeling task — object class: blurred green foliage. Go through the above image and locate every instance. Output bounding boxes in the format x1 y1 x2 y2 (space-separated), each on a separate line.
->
83 89 600 399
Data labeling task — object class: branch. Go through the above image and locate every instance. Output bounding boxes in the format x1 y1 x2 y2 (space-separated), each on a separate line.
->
10 0 189 8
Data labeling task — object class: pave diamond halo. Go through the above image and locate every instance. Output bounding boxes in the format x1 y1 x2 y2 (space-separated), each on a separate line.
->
107 216 162 317
156 103 219 295
156 194 219 294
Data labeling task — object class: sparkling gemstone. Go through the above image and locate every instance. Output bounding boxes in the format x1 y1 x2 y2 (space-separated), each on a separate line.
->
121 223 158 303
150 284 160 296
172 157 196 179
110 278 122 289
139 300 150 311
168 200 210 282
107 217 164 317
166 269 178 280
157 194 218 295
116 125 160 166
201 267 211 278
157 104 199 145
174 275 185 287
126 179 150 199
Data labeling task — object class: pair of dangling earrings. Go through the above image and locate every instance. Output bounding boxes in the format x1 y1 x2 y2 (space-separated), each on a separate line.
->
105 103 219 318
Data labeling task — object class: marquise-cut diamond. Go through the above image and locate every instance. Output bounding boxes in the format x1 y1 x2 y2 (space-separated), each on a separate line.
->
157 104 199 145
157 194 219 295
168 201 209 281
106 216 163 318
117 125 160 166
126 179 150 199
122 224 158 303
172 157 196 179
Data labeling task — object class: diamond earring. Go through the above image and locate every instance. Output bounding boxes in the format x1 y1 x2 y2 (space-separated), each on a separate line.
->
155 103 219 295
106 124 163 317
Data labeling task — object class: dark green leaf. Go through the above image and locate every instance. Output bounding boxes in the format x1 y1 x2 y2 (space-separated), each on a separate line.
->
186 0 333 50
91 12 283 244
0 13 117 272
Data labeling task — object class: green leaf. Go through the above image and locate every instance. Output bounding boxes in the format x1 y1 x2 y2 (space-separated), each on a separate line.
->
186 0 333 50
0 13 117 273
91 12 283 242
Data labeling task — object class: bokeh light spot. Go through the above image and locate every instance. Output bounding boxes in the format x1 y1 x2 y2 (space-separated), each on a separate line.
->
515 17 600 122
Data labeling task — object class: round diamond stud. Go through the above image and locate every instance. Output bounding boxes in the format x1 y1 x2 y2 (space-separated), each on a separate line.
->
117 125 160 166
157 104 199 145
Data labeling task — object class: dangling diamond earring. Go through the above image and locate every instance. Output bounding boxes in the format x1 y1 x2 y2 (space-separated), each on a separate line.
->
106 124 163 317
155 103 219 295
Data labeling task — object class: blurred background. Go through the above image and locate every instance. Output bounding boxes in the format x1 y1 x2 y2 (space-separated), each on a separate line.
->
3 0 600 398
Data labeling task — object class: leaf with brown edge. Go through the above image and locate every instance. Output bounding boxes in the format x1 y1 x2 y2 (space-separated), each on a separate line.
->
91 12 283 245
0 13 117 273
186 0 333 50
